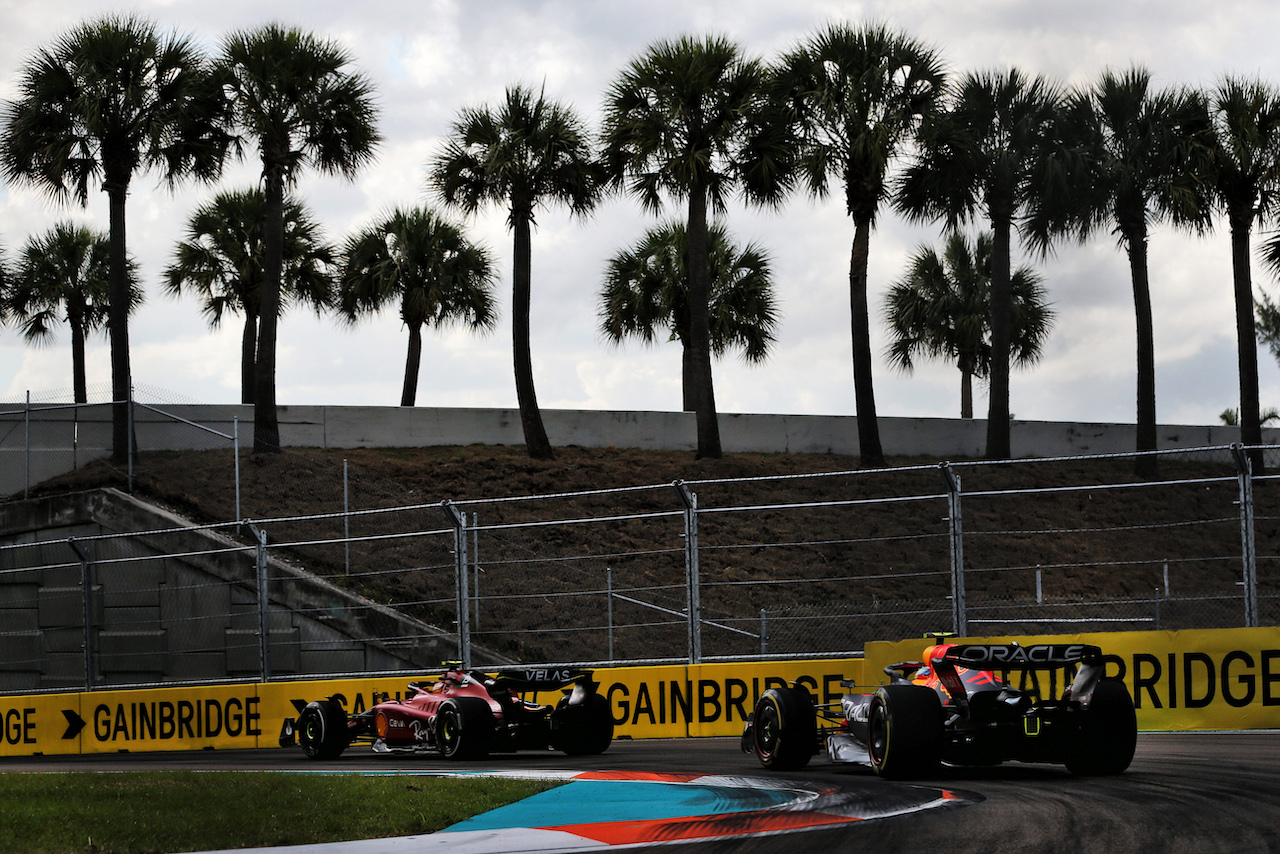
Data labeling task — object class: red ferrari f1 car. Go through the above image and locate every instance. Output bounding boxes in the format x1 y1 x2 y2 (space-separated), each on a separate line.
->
744 641 1137 778
281 665 613 760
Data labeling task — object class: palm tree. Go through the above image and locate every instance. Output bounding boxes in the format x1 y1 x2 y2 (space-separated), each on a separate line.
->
338 207 498 406
217 24 380 453
1204 77 1280 470
1 14 229 461
1027 67 1210 477
430 84 601 460
1220 406 1280 427
896 68 1063 459
775 22 947 467
601 35 784 460
1256 242 1280 367
599 220 779 411
883 232 1052 419
4 223 142 403
164 189 336 404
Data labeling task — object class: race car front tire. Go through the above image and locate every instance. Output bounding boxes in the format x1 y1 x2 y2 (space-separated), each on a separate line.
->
436 698 494 760
1065 680 1138 775
751 685 816 771
298 700 350 760
867 685 944 779
552 693 614 755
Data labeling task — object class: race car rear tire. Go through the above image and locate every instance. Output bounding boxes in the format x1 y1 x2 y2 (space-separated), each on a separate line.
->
437 698 494 760
1065 680 1137 775
867 685 944 779
751 685 816 771
552 693 614 755
298 700 350 760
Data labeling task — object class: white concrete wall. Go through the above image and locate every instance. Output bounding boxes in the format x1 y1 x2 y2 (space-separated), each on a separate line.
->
0 401 1261 467
153 404 1256 457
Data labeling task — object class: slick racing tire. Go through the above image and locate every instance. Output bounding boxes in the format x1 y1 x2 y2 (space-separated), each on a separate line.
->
436 698 494 760
1065 680 1138 775
867 685 944 779
751 685 816 771
552 693 614 756
298 700 350 760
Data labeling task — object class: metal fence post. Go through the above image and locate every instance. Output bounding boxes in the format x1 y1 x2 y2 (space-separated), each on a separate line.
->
24 391 30 500
442 501 471 669
343 459 351 575
940 463 967 637
233 417 241 524
606 566 614 664
760 609 768 656
472 513 480 630
1231 444 1259 628
674 481 701 664
68 539 95 689
127 382 135 494
249 524 271 681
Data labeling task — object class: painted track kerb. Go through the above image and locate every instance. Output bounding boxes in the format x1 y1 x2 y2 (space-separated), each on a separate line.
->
188 769 978 853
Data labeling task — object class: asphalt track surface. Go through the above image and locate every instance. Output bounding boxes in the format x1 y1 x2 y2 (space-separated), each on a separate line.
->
4 732 1279 853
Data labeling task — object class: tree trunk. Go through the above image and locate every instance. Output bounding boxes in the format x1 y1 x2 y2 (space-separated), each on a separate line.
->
849 213 884 467
105 176 132 463
681 341 696 412
1124 223 1159 478
986 214 1013 459
960 367 973 421
512 210 554 459
402 322 423 407
1230 208 1264 472
253 166 285 454
70 306 88 406
240 312 257 406
686 189 722 459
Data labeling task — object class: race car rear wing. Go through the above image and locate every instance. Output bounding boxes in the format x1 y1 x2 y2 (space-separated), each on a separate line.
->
487 667 597 693
929 643 1106 711
882 642 1107 712
938 643 1103 670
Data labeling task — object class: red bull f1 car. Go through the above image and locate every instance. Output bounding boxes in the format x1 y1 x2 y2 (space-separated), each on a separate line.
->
743 641 1137 778
280 665 613 760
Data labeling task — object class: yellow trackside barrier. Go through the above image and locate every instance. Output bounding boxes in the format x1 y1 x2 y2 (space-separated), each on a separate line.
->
595 660 865 739
864 626 1280 732
597 663 690 739
683 659 864 737
2 626 1274 757
1 692 81 757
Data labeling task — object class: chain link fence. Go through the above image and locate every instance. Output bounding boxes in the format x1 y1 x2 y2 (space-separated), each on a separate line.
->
0 396 1276 694
0 385 242 511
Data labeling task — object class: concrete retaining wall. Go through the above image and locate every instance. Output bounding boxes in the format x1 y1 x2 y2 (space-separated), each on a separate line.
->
0 404 1262 502
1 402 1250 456
155 405 1258 456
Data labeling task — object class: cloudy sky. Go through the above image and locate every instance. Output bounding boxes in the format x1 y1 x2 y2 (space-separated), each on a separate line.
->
1 0 1279 428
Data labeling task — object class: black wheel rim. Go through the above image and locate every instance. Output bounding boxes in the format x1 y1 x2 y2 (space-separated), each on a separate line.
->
440 712 460 753
303 712 321 746
756 701 780 758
